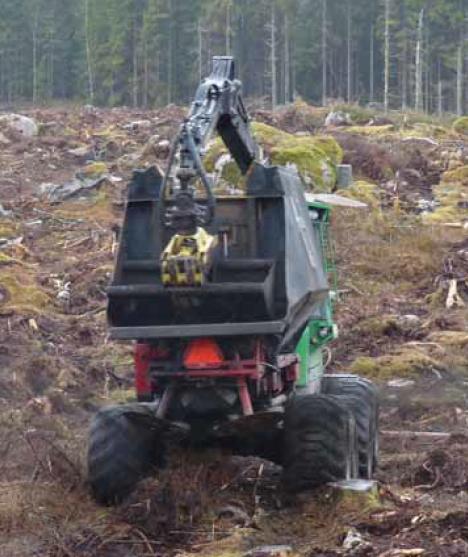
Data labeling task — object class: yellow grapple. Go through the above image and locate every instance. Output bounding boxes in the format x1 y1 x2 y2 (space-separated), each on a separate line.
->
161 227 218 287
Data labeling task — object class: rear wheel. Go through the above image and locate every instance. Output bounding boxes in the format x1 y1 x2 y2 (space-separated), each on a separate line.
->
88 404 163 505
282 394 358 493
322 374 379 478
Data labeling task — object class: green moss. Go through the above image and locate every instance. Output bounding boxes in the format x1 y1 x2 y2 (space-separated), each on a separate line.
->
251 121 343 163
251 121 287 146
342 124 395 136
306 136 343 165
220 160 243 187
204 137 227 172
331 481 381 514
423 180 467 223
339 181 381 210
82 161 108 178
429 331 468 347
205 122 342 192
351 349 441 380
452 116 468 135
106 388 137 404
442 165 468 184
284 99 329 129
357 315 401 336
0 219 18 238
0 270 50 314
332 103 377 125
271 144 336 191
411 123 451 139
55 187 119 226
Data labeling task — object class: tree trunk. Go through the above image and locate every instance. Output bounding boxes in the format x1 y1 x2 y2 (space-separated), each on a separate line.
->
132 19 138 108
270 6 277 110
226 1 232 56
415 8 424 113
384 0 390 113
32 7 39 104
346 0 352 102
457 42 463 116
401 31 408 110
84 0 94 103
437 59 443 117
198 19 203 82
167 0 173 105
425 24 430 113
284 13 290 104
369 24 374 103
143 36 148 108
322 0 327 106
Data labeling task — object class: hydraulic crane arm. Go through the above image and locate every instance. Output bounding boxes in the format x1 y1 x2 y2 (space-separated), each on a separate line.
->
160 56 259 233
187 56 258 174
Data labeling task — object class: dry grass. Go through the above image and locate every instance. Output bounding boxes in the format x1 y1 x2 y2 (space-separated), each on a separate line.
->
334 211 454 293
331 209 462 370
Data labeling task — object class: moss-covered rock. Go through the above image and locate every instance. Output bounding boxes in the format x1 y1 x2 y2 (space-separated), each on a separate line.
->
331 103 378 125
270 144 337 191
423 180 467 224
409 123 451 139
342 125 395 136
351 348 441 380
442 165 468 185
205 122 343 192
356 315 401 337
0 218 18 238
55 185 120 227
82 161 108 178
428 331 468 347
452 116 468 135
251 122 286 146
277 99 329 130
0 268 50 315
252 122 343 165
422 165 468 223
339 181 381 210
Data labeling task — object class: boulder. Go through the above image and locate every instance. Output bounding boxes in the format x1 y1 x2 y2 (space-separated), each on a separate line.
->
81 161 108 179
141 134 160 157
0 204 12 218
325 110 352 127
0 131 10 146
0 113 38 138
339 181 381 210
123 119 153 132
205 122 343 192
68 145 93 159
154 139 171 159
245 546 294 557
40 176 110 203
117 152 143 171
351 348 441 380
452 116 468 135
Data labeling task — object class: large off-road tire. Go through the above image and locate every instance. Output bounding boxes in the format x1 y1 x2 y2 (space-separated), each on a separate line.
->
322 374 379 478
88 404 163 505
282 394 358 493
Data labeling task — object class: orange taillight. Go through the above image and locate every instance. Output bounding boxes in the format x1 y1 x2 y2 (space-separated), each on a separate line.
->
183 338 224 369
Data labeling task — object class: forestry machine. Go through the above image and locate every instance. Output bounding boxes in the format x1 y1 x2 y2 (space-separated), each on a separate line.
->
88 57 379 505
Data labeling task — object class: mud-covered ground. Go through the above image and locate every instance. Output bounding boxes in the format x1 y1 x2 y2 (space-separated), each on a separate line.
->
0 103 467 557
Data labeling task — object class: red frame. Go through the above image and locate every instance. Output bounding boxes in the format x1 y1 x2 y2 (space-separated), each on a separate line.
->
134 340 298 416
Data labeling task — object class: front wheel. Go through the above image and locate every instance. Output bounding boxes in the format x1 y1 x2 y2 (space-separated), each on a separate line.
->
322 374 379 479
282 394 358 493
88 404 164 505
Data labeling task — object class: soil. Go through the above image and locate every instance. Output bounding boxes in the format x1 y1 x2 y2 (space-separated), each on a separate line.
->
0 105 467 557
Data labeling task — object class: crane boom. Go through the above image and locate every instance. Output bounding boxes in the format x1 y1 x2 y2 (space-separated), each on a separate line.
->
160 56 258 235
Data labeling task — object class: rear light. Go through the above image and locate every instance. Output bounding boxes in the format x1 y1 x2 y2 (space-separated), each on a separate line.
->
183 338 224 369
